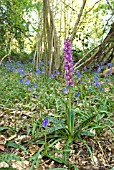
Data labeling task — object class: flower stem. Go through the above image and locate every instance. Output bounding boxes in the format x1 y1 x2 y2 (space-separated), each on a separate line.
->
68 86 71 134
44 133 47 155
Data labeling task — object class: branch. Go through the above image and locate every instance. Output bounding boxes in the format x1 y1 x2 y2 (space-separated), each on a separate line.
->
85 0 101 14
0 35 14 65
74 23 114 70
106 0 113 11
74 44 100 69
61 0 77 12
70 0 87 43
76 0 102 35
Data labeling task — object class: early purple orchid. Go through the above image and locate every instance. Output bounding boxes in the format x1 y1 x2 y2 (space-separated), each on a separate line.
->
63 37 74 86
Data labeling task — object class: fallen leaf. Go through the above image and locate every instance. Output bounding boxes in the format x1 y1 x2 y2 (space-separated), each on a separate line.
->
0 144 5 151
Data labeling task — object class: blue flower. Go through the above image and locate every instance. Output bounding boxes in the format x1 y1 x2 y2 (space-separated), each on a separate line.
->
76 70 81 81
40 61 44 66
25 80 30 85
20 78 24 84
36 67 39 72
33 94 37 98
90 82 94 86
17 68 25 76
35 67 40 76
95 81 100 87
63 87 69 94
10 60 14 63
84 66 87 71
20 71 25 76
17 62 22 67
34 83 38 88
55 70 60 75
28 86 33 91
41 68 45 74
107 63 112 67
48 61 50 66
105 74 108 77
76 92 80 98
94 74 98 81
9 67 14 72
42 118 49 128
50 74 54 79
100 88 104 92
97 66 101 73
110 67 112 76
89 87 92 91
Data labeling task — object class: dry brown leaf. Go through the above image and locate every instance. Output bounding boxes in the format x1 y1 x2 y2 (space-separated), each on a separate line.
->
0 144 5 151
0 135 6 150
11 161 30 170
104 87 110 92
0 162 9 168
0 135 6 145
7 134 17 141
0 112 4 117
29 144 39 154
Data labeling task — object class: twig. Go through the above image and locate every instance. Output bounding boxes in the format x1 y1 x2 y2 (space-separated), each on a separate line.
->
0 35 14 65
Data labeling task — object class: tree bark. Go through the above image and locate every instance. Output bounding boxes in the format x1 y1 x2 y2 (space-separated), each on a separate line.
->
74 22 114 70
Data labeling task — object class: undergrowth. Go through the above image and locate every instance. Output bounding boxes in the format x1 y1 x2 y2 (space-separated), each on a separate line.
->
0 60 114 170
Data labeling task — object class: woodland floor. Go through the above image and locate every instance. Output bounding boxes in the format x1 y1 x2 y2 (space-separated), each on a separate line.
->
0 61 114 170
0 107 114 170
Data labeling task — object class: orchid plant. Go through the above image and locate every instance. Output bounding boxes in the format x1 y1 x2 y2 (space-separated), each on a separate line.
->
63 37 75 138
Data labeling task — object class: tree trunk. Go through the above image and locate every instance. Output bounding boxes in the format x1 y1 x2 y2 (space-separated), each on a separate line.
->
74 22 114 70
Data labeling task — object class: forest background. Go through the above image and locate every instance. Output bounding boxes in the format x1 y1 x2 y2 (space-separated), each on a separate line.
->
0 0 114 170
0 0 114 70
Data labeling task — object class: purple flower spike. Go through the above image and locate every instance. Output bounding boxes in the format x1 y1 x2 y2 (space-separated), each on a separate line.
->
42 118 49 128
63 37 74 86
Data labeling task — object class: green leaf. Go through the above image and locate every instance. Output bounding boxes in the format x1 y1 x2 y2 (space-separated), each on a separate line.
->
71 164 79 170
74 114 96 136
80 131 95 136
82 140 94 161
48 138 63 148
0 153 21 162
0 127 9 131
0 168 16 170
48 168 68 170
6 142 26 151
46 124 66 134
71 109 75 135
30 145 43 170
47 155 69 166
47 116 65 124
